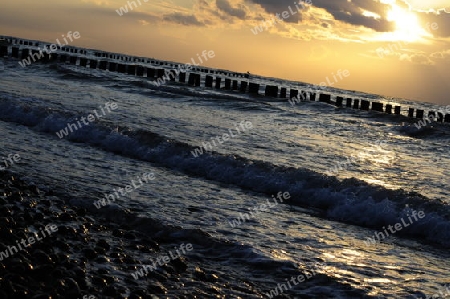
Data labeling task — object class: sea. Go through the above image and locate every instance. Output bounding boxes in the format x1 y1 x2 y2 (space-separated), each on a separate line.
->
0 47 449 298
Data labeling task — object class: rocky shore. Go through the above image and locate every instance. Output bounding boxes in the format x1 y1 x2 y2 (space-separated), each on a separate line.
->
0 170 373 298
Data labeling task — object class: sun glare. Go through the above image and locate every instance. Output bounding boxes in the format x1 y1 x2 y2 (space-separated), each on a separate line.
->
387 5 430 41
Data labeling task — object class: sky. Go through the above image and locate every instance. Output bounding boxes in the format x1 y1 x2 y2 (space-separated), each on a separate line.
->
1 0 449 104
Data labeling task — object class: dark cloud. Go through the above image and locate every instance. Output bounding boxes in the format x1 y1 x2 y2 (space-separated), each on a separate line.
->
417 9 450 37
216 0 246 20
163 13 204 26
249 0 396 31
311 0 395 32
250 0 302 23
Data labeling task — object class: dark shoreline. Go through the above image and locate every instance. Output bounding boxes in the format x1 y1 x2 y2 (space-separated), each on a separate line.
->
0 170 378 298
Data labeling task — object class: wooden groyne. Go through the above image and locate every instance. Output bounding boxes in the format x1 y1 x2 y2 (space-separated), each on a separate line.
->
1 36 449 124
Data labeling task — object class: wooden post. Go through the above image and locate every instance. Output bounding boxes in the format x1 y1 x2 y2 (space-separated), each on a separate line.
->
289 89 298 100
127 65 136 75
79 58 87 67
99 61 107 70
179 72 186 83
394 106 401 115
335 96 343 107
346 98 352 107
89 60 97 69
240 81 248 93
109 62 117 71
215 77 221 89
428 111 436 121
249 83 259 94
385 104 392 114
353 99 359 109
136 66 144 76
21 49 29 59
371 102 383 112
147 68 155 78
225 78 231 89
0 45 8 57
408 108 414 118
11 47 19 58
205 75 213 87
188 73 196 85
265 85 278 97
416 109 424 119
69 56 78 65
319 94 331 103
232 80 238 90
280 88 287 98
360 100 370 110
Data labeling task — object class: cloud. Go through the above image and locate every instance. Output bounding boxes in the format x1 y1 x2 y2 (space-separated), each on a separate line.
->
250 0 303 23
216 0 246 20
310 0 396 32
417 9 450 38
162 12 205 26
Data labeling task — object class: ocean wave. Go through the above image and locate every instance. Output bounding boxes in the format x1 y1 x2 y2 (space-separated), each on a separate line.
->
0 97 449 248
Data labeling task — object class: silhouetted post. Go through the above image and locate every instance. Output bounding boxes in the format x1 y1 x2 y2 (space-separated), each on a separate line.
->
394 106 401 115
371 102 383 112
136 66 144 76
360 100 370 110
280 88 287 98
445 114 450 123
89 60 97 69
21 49 29 59
127 65 136 75
416 109 424 119
11 47 19 58
346 98 352 107
301 91 308 101
188 73 196 85
215 77 221 89
336 96 343 107
240 81 248 93
0 46 8 57
232 80 238 90
179 72 186 83
157 68 165 78
108 62 116 71
310 92 316 101
97 61 105 70
69 56 78 65
48 54 57 62
437 112 444 123
385 104 392 114
428 111 436 121
147 68 155 78
205 75 213 87
290 89 298 100
265 85 278 97
195 74 201 87
353 99 359 109
225 78 231 89
0 46 7 57
319 94 331 103
408 108 414 118
249 83 259 94
79 58 87 67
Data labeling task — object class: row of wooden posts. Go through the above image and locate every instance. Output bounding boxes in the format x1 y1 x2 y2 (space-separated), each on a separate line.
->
1 36 449 124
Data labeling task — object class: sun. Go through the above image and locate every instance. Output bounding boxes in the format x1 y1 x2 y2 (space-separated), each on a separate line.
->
386 5 430 41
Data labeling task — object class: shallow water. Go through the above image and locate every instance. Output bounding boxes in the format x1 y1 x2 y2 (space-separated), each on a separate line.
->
0 56 449 298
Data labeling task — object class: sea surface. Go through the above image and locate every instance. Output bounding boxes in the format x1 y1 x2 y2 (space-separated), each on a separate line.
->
0 52 449 298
